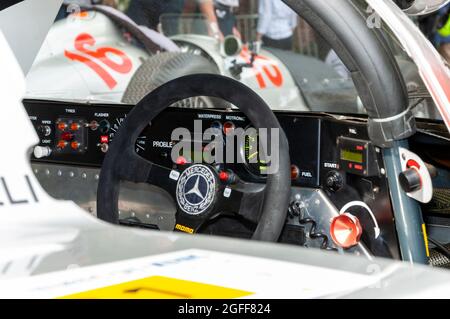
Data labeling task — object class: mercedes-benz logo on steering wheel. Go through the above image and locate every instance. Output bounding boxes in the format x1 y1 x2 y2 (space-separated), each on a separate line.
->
176 165 217 215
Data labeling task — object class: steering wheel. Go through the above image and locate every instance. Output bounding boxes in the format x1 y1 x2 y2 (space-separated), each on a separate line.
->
97 74 291 242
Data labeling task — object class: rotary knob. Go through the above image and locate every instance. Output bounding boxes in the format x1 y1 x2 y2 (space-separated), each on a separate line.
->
37 125 52 137
399 168 422 193
325 171 344 192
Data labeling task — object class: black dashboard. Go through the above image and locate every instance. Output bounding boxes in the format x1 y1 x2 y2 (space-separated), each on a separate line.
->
24 99 400 259
25 99 381 186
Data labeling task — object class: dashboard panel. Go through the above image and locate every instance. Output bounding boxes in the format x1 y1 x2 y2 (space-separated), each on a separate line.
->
24 99 322 187
24 99 400 259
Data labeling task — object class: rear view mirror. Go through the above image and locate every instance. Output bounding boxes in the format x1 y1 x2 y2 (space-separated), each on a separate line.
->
221 35 242 57
395 0 450 16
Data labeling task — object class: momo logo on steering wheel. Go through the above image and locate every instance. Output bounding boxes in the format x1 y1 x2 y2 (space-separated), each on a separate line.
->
176 165 217 215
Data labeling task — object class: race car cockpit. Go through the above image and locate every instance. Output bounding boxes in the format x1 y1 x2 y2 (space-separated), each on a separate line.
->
22 0 450 269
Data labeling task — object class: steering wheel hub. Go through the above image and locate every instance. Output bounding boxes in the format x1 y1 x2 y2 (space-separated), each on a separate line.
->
176 164 218 216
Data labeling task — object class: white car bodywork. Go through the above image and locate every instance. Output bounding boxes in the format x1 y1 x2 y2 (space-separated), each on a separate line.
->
172 34 308 111
26 10 149 103
25 9 308 110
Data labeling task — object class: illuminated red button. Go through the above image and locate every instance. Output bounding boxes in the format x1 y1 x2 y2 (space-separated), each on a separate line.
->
354 164 363 171
100 135 109 144
57 122 67 131
219 171 230 182
71 141 80 150
176 156 188 165
223 122 235 135
356 145 364 151
406 159 420 169
57 140 67 149
70 123 80 131
219 170 236 184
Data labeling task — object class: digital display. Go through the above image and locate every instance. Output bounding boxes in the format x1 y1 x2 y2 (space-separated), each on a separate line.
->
340 149 363 163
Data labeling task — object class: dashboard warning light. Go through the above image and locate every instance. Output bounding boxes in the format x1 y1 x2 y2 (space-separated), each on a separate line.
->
223 122 235 135
330 213 363 249
406 159 420 169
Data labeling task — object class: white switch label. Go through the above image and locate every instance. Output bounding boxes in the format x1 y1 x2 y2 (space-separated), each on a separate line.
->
169 170 180 181
224 187 232 198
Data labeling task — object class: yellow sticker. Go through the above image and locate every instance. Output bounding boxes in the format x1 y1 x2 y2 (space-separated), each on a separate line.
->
62 276 253 299
175 224 194 234
422 223 430 257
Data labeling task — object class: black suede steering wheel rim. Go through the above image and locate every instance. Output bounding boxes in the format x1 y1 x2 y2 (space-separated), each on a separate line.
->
97 74 291 242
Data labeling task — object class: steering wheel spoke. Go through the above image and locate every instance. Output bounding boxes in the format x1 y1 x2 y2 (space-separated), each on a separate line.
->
117 150 178 196
216 181 265 224
116 150 152 183
146 164 179 196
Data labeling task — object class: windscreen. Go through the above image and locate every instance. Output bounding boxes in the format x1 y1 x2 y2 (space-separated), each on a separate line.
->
24 0 442 121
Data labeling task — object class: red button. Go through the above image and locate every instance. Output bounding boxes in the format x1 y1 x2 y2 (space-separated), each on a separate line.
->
57 140 67 149
219 171 230 182
356 145 364 151
176 156 187 165
406 159 420 169
71 141 80 150
290 165 300 180
57 122 67 131
223 122 235 135
100 135 109 144
70 123 80 131
354 164 363 171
